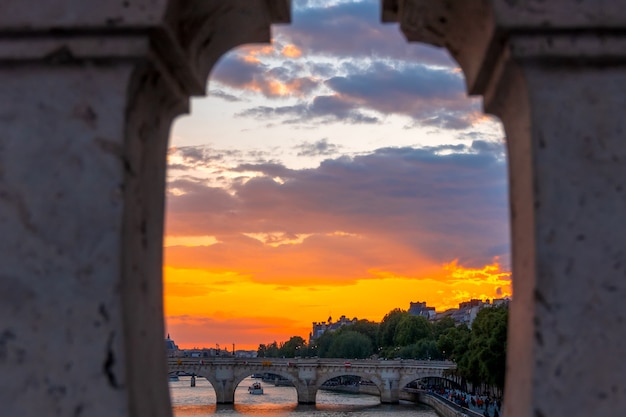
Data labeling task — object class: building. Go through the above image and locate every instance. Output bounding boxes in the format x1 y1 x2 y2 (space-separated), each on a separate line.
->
165 334 180 357
435 298 510 327
309 315 358 343
408 301 437 320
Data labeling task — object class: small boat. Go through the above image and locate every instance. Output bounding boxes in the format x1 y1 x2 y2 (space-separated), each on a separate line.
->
248 382 263 395
168 375 180 382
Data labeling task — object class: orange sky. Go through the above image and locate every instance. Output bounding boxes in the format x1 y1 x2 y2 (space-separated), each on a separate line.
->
164 241 511 350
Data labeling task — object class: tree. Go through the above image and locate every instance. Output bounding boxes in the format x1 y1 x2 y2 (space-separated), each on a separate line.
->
315 330 336 358
347 319 379 350
433 317 456 339
327 331 373 359
393 315 433 346
472 305 508 391
455 306 508 392
278 336 306 358
437 324 470 361
377 309 408 348
257 341 280 358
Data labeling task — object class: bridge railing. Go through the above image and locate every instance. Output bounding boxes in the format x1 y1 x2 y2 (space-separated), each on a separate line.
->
167 357 456 370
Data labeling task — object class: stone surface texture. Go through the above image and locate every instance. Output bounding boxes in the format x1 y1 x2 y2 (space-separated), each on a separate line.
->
0 1 289 416
1 0 626 416
383 1 626 416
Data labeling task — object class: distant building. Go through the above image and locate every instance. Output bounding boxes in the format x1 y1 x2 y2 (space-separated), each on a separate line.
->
165 334 181 357
492 297 510 307
234 350 258 358
435 298 510 327
408 301 436 320
309 315 358 343
181 347 223 358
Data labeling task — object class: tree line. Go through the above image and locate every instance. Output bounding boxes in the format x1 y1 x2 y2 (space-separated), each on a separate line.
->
257 305 508 391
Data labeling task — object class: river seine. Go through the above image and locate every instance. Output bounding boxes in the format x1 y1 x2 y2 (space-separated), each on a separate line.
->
170 377 438 417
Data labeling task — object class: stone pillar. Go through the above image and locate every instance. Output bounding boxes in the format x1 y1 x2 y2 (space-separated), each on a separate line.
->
0 1 289 416
383 1 626 416
215 366 236 404
296 384 317 404
214 380 236 404
297 366 318 404
379 368 401 404
380 378 400 404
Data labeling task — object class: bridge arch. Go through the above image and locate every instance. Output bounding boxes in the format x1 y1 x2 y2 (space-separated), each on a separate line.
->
398 371 450 391
400 375 463 391
179 370 222 402
231 370 298 394
315 371 383 396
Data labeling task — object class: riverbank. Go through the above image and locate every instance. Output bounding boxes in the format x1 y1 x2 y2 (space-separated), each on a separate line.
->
319 385 483 417
415 392 483 417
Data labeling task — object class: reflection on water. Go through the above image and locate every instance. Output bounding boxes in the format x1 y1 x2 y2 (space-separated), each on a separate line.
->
170 377 437 417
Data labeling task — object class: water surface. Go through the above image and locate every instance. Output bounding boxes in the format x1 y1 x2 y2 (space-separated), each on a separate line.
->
170 377 438 417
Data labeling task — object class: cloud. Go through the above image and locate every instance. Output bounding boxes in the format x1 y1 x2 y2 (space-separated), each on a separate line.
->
208 89 242 102
167 146 280 174
281 44 303 58
236 96 380 125
231 61 481 129
295 138 341 157
201 0 489 133
165 143 510 286
322 62 481 129
281 0 456 66
211 54 320 98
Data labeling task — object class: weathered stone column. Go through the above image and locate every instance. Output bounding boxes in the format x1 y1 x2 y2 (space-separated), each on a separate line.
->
379 368 401 403
214 367 236 404
0 1 289 416
296 384 318 404
296 366 318 404
383 1 626 416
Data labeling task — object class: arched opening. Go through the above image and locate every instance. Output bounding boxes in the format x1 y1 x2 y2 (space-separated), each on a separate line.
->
317 375 381 408
169 374 217 414
165 0 509 415
232 372 299 413
163 0 510 355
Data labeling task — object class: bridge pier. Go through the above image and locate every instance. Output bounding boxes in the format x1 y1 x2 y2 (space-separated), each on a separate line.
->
380 378 401 404
214 380 236 404
296 384 317 404
214 366 237 404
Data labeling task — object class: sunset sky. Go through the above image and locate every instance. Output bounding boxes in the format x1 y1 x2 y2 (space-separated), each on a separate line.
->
163 0 511 350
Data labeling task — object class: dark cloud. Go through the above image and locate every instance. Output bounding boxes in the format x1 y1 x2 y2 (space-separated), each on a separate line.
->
208 89 242 102
168 146 280 170
237 96 380 125
326 62 464 101
470 140 506 159
234 62 479 129
323 62 480 129
295 139 341 157
307 62 337 78
211 54 320 98
204 1 481 130
232 163 295 179
211 56 265 88
166 144 510 277
177 146 214 164
421 113 475 130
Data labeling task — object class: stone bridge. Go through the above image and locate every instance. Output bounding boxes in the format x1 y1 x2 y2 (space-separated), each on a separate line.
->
167 357 455 404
